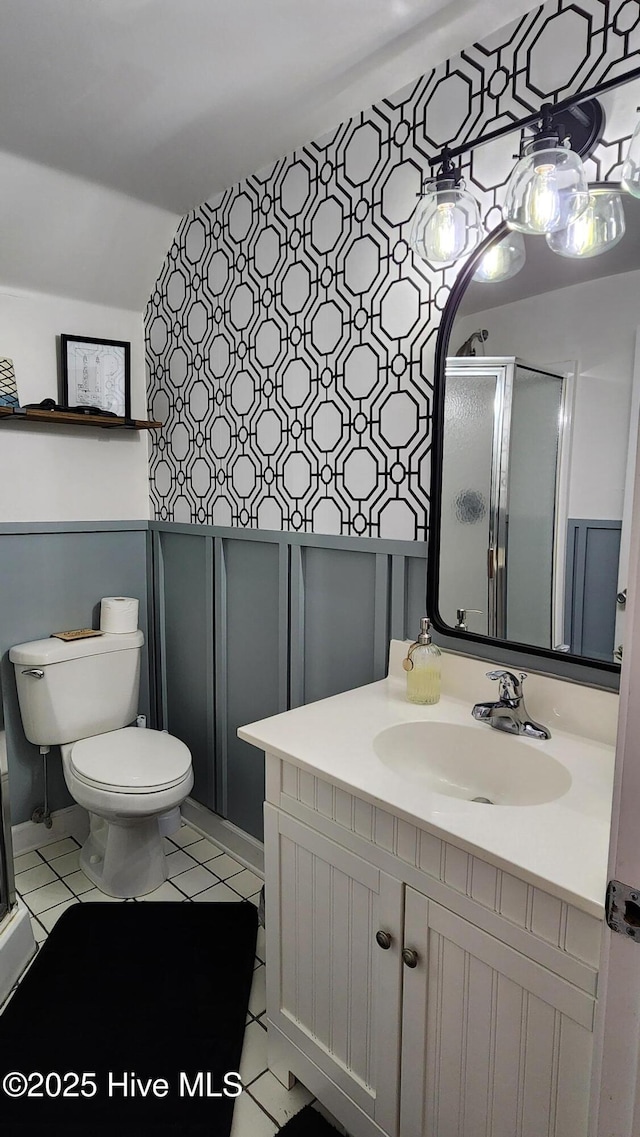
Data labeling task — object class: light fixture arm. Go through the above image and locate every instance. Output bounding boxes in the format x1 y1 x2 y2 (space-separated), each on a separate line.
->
422 62 640 168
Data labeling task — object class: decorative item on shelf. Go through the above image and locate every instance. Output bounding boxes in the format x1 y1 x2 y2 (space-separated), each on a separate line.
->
472 231 526 282
22 397 118 417
61 334 131 418
503 104 591 235
409 148 482 265
546 183 626 258
0 357 19 408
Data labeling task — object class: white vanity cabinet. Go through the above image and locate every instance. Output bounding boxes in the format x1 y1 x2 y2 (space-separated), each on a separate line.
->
264 756 601 1137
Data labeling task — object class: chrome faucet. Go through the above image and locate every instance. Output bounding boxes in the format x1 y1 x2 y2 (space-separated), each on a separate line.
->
471 670 551 739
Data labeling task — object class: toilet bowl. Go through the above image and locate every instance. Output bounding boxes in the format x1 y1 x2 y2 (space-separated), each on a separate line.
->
61 727 193 897
10 628 194 900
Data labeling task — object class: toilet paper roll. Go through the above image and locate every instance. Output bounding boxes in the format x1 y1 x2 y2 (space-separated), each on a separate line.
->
100 596 139 634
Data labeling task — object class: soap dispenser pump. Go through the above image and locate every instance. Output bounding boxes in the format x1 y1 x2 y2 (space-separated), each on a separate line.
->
403 617 441 705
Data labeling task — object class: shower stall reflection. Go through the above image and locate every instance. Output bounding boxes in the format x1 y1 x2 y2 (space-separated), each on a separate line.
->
440 357 566 649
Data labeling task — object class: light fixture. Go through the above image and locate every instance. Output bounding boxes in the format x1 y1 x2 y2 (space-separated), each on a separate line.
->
546 184 626 258
621 118 640 197
504 105 590 235
409 149 482 264
472 231 526 282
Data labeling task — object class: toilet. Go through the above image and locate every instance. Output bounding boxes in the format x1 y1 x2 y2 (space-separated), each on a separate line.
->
9 630 193 898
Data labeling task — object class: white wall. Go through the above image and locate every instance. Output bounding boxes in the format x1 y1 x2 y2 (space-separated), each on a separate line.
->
0 285 150 522
0 149 180 523
454 269 640 520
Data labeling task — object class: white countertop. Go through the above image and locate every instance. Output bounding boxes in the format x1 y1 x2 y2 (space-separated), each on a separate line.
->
239 643 617 919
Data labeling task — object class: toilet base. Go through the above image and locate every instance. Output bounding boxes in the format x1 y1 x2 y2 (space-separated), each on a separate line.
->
80 812 167 898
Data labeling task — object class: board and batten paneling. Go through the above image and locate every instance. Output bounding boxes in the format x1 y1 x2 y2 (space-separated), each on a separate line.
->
564 519 622 660
223 537 283 838
151 522 427 842
158 531 213 810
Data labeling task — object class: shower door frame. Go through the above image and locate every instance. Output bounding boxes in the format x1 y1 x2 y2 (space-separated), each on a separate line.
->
444 356 567 644
0 745 16 923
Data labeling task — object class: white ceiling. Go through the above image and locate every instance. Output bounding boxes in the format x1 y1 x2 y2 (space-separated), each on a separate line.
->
0 0 540 214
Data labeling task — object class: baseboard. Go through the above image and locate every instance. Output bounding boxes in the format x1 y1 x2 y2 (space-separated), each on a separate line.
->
11 805 90 857
181 798 264 876
11 798 264 877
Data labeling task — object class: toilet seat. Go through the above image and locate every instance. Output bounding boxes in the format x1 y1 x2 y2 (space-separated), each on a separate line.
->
70 727 192 794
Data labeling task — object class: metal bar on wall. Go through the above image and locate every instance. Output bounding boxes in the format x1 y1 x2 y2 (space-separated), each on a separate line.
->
213 537 228 817
204 536 216 812
289 543 305 709
439 63 640 166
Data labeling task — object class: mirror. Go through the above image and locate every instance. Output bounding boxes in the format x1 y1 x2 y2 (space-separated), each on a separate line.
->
430 184 640 671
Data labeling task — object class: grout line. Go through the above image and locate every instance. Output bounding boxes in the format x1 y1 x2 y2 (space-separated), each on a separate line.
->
245 1085 286 1129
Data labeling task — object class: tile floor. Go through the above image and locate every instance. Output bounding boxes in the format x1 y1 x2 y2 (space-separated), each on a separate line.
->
6 821 346 1136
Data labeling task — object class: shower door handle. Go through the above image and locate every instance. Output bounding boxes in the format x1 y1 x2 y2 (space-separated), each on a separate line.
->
21 669 44 678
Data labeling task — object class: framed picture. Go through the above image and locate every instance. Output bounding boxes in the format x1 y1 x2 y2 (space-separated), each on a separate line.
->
61 335 131 418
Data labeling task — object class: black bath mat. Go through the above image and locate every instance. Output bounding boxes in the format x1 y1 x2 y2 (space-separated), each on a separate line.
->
279 1104 347 1135
0 901 258 1136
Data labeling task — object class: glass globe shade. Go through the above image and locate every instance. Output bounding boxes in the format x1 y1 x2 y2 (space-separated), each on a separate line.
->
504 141 590 234
472 231 526 282
410 180 482 264
622 120 640 198
546 187 626 258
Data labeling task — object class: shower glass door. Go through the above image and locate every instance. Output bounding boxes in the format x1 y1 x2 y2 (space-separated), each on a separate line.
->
441 358 564 647
440 362 509 637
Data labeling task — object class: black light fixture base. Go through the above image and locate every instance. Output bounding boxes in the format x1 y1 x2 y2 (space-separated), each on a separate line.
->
529 98 604 159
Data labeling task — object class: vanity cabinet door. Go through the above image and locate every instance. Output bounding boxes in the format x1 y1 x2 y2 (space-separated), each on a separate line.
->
265 805 404 1136
400 886 595 1137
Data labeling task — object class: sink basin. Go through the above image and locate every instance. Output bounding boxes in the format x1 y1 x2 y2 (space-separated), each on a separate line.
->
373 722 572 806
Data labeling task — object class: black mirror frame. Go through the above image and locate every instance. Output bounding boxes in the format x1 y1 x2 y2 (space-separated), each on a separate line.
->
426 215 620 675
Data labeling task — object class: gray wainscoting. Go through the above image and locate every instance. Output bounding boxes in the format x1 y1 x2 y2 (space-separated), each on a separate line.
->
150 522 428 841
564 519 622 662
0 522 150 825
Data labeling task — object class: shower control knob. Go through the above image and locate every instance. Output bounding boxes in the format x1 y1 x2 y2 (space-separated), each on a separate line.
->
375 930 392 950
402 948 419 968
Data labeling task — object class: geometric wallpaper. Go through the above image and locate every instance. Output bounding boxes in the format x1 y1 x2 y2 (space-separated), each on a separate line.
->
146 0 640 540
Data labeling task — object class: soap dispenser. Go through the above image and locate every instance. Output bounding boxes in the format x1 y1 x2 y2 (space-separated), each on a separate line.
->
403 617 441 704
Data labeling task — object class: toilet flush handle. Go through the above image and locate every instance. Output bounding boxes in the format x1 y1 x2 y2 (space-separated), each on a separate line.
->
21 668 44 679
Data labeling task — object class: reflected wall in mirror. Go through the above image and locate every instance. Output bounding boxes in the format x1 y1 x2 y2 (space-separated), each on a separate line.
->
434 183 640 669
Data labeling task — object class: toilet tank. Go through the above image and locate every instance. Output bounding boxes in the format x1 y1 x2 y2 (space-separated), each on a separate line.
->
9 631 144 746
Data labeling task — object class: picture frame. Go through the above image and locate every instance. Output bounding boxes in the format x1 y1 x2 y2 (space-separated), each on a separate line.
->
61 334 131 418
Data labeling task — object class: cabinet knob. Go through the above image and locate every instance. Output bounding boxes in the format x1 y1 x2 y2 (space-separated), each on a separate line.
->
375 930 393 950
402 947 419 968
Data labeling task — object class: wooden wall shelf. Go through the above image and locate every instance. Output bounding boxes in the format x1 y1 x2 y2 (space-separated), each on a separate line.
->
0 407 161 431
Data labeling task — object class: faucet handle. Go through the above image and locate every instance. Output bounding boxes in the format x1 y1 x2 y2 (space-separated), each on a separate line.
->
485 669 525 699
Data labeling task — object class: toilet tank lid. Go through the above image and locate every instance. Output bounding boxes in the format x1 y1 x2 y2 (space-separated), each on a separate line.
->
10 629 144 666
